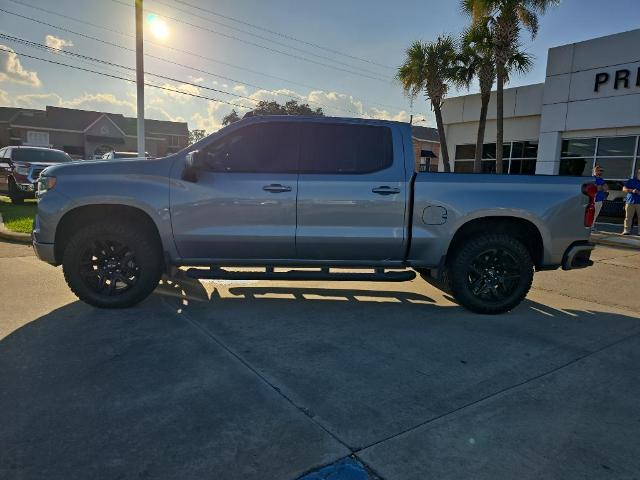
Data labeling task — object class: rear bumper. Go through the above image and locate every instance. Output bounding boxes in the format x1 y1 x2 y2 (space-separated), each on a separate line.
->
562 241 595 271
32 238 57 265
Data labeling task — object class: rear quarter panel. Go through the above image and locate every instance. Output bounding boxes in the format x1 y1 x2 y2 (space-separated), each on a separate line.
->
409 173 591 267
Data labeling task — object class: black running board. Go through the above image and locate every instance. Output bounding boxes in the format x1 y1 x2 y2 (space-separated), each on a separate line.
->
186 267 416 282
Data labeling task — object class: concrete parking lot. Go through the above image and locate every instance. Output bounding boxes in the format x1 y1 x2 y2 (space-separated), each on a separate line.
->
1 240 639 480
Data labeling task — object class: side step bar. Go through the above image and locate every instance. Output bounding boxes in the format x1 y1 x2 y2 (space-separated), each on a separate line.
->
186 267 416 282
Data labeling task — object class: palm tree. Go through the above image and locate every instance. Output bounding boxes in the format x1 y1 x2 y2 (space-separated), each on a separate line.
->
461 0 559 173
398 36 457 172
453 23 532 173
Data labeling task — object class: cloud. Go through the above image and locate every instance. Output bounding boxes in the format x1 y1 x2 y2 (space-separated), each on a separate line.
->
45 35 73 52
232 84 249 96
191 101 224 133
160 83 201 103
188 76 204 83
367 107 411 123
0 45 41 87
0 88 10 105
10 92 136 116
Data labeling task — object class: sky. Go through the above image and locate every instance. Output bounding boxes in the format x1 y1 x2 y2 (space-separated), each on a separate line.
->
0 0 639 132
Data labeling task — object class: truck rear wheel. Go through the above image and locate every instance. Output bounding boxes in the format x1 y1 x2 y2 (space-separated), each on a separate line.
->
449 234 533 314
9 179 25 205
62 221 163 308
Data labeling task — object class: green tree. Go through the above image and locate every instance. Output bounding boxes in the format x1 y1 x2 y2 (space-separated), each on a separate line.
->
188 129 206 145
453 22 532 173
398 36 458 172
251 100 323 116
222 109 241 126
462 0 559 173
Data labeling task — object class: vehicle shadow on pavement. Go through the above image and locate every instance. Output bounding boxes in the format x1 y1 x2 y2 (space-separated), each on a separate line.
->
1 278 639 480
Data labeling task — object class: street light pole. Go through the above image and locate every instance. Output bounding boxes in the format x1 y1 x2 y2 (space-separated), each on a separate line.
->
135 0 145 157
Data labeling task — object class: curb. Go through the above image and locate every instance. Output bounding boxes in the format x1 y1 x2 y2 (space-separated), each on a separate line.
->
591 232 640 250
0 213 31 244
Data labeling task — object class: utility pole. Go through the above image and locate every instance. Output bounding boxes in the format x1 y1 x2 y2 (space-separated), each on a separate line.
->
135 0 145 157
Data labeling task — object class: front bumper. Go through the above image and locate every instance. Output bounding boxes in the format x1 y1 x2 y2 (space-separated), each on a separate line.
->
562 241 595 270
15 181 36 198
32 238 57 265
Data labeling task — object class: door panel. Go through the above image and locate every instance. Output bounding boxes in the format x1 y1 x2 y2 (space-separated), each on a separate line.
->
296 123 407 261
171 172 297 259
170 122 299 260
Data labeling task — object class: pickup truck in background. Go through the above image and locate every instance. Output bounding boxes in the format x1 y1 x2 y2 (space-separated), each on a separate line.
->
0 146 73 204
32 116 596 314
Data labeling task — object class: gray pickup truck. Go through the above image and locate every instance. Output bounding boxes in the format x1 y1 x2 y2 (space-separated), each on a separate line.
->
32 116 596 314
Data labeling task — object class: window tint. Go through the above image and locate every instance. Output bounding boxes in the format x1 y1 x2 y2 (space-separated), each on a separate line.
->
300 123 392 174
595 157 634 179
12 148 71 163
202 123 298 173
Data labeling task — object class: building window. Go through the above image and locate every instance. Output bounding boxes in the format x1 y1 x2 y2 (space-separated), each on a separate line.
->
26 131 50 146
560 136 638 180
454 141 537 174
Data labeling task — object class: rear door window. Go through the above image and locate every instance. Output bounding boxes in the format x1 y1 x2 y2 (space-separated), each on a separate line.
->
202 122 299 173
299 123 393 174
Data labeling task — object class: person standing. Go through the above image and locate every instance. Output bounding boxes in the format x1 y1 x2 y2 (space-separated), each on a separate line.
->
622 167 640 235
592 165 608 229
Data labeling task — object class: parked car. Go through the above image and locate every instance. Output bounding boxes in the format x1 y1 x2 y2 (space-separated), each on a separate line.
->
0 146 73 204
101 150 150 160
32 116 595 314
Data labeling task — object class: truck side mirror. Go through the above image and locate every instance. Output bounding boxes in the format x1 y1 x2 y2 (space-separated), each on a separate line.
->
182 150 205 182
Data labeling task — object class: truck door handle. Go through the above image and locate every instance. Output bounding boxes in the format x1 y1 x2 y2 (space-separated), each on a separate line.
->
263 184 292 193
372 186 400 195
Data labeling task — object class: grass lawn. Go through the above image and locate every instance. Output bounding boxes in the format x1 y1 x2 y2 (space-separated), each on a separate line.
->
0 196 37 234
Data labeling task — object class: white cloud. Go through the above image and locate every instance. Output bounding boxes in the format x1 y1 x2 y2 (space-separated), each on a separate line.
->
45 35 73 52
0 88 10 105
10 92 136 116
0 45 41 87
232 84 249 96
191 101 224 133
160 83 201 103
367 107 411 123
188 76 204 83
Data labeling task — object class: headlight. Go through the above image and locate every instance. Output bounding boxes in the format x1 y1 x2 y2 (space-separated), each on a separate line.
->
15 165 29 176
37 175 57 197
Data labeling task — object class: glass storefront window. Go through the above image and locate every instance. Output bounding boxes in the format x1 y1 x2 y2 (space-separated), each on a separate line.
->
595 157 635 180
455 144 476 160
562 139 596 158
597 136 636 157
482 143 511 159
454 160 474 173
559 158 592 176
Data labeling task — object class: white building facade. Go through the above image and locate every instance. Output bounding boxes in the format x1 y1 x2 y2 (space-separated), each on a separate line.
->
441 28 640 196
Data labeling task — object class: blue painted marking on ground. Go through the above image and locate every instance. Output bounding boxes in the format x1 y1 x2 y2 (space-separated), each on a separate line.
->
298 457 370 480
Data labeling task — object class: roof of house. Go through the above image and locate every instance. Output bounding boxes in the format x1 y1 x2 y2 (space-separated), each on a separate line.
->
1 106 188 137
411 125 439 142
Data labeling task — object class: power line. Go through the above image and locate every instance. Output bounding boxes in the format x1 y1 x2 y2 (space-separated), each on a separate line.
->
146 0 389 79
0 8 363 116
0 33 262 104
167 0 395 70
110 0 390 83
0 45 252 110
5 0 412 113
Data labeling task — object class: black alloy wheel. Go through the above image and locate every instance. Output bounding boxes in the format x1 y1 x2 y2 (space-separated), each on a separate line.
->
80 239 140 296
449 234 534 314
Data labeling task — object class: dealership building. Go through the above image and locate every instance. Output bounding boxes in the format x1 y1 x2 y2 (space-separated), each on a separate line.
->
441 28 640 199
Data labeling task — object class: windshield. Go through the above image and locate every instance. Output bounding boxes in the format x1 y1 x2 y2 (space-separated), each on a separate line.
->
113 152 142 159
12 148 72 163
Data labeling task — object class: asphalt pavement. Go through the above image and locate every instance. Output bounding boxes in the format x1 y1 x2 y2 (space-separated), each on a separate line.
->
1 241 639 480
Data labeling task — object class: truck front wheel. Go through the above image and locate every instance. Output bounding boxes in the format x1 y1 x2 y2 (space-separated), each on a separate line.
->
449 234 534 315
62 221 163 308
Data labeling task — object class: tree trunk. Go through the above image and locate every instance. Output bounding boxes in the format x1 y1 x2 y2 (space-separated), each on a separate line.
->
474 92 490 173
495 65 505 174
433 105 451 173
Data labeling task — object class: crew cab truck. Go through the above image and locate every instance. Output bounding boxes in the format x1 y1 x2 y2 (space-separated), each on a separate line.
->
32 116 596 314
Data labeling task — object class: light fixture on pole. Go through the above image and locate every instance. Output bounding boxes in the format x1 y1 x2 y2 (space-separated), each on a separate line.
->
135 0 145 158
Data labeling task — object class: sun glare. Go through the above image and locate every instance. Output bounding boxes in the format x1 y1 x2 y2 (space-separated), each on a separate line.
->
147 14 169 40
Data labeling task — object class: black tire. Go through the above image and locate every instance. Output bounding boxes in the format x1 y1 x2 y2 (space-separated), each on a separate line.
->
62 221 163 308
449 234 533 315
9 180 24 205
